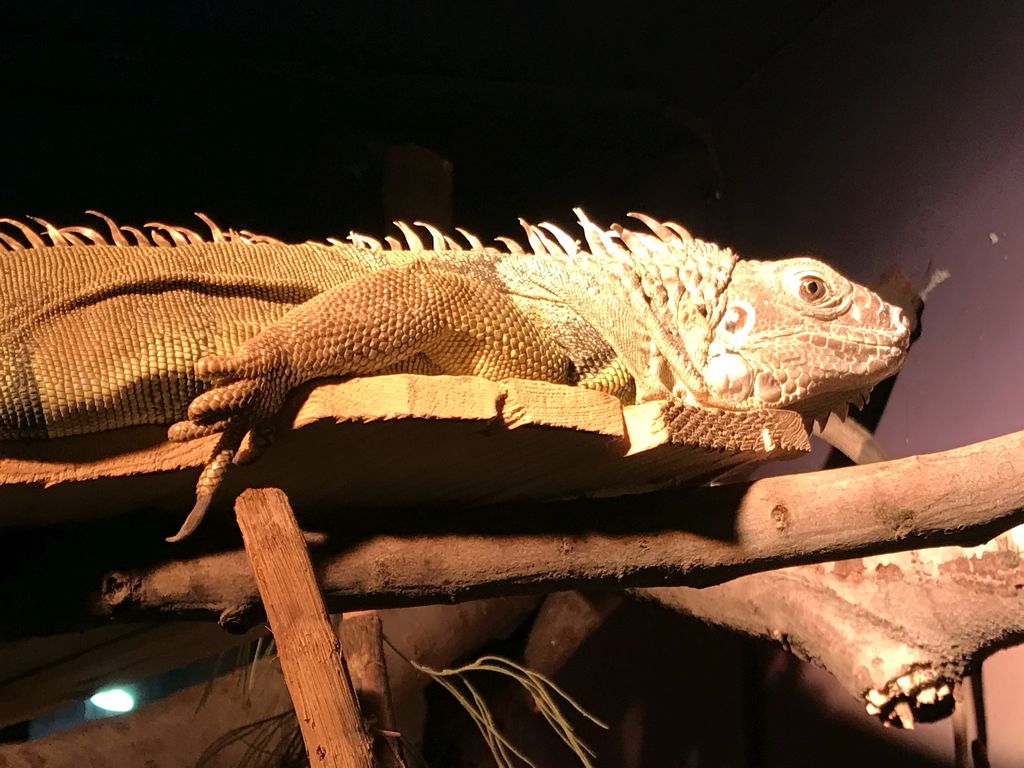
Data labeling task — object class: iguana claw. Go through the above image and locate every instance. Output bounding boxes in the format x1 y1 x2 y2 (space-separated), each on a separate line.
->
166 493 213 543
165 420 249 542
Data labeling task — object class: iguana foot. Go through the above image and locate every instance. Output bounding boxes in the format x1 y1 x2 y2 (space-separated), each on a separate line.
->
165 334 294 542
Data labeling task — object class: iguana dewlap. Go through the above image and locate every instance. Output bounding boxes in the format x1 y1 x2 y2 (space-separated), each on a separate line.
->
0 210 910 540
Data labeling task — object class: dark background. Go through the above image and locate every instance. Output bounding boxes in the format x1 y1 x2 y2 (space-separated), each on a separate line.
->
4 1 1023 765
2 1 832 239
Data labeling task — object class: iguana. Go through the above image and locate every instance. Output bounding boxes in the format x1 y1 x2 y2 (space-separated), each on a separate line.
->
0 209 910 541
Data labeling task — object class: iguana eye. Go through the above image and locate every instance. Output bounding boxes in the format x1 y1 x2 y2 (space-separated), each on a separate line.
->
798 274 828 303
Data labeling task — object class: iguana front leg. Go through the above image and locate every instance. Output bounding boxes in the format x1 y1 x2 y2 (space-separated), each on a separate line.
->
165 261 573 542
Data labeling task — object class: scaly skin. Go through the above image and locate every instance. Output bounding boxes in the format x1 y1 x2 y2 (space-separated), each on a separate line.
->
0 210 911 540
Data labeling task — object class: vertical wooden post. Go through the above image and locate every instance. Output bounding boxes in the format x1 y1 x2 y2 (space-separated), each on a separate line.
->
340 611 407 768
236 488 374 768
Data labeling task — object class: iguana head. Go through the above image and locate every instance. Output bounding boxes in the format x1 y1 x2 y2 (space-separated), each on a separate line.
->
700 256 911 419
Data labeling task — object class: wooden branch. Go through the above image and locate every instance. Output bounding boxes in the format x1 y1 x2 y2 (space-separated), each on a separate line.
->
523 592 623 672
340 611 406 768
3 426 1021 642
641 524 1024 730
87 428 1024 632
236 488 374 768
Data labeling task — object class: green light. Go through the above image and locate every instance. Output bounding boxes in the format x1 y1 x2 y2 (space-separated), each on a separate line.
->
89 688 135 713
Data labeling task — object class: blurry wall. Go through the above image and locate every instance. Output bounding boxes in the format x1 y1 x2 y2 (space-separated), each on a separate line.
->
716 1 1024 764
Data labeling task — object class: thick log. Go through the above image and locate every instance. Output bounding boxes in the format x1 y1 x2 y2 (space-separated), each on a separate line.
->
523 591 623 672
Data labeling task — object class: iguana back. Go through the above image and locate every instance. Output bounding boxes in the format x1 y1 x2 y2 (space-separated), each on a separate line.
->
4 236 370 437
1 213 626 439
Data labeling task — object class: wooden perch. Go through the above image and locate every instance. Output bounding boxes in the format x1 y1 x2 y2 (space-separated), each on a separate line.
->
340 611 407 768
100 427 1024 620
4 369 1024 745
0 374 807 532
0 425 1006 641
0 372 805 640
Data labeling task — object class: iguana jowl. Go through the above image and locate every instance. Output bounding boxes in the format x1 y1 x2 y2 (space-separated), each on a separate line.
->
0 209 910 540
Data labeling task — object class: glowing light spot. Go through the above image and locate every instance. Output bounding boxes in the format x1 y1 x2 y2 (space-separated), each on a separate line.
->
89 688 135 713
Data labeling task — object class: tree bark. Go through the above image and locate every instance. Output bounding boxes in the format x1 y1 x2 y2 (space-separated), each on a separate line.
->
641 525 1024 729
90 429 1024 633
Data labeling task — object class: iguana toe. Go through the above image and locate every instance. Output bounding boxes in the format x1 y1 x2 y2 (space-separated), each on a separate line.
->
186 379 263 423
194 351 250 381
166 422 247 542
165 493 212 543
167 419 229 442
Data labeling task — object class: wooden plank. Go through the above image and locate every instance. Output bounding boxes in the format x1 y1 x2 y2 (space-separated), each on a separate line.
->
0 375 807 530
235 487 374 768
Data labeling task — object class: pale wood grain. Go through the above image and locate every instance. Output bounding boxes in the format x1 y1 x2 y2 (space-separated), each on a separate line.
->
236 488 374 768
